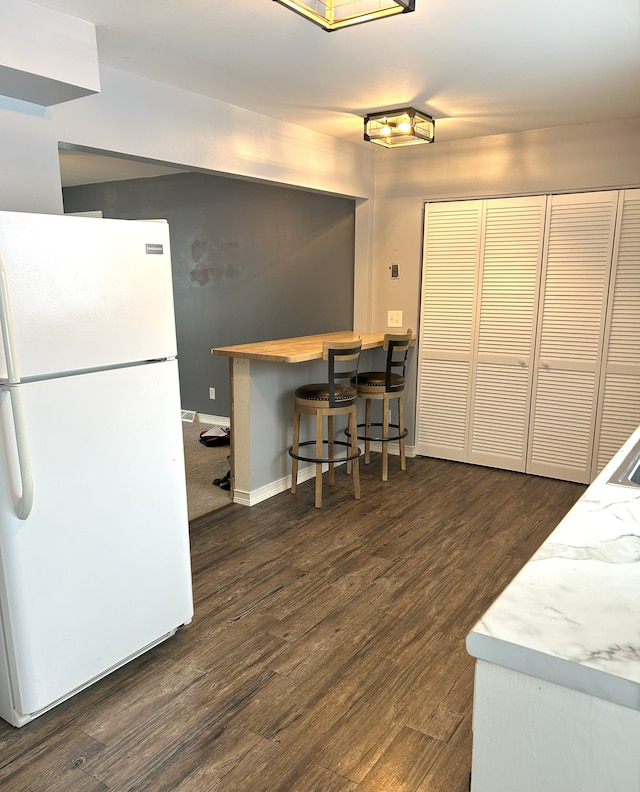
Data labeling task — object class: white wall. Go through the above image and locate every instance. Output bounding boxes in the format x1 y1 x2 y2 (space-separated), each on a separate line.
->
50 66 375 201
0 58 377 330
371 116 640 334
0 0 99 106
50 65 377 331
0 96 64 213
2 10 638 341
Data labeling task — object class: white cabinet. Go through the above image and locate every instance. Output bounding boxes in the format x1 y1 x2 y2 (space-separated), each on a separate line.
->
470 661 640 792
417 189 639 484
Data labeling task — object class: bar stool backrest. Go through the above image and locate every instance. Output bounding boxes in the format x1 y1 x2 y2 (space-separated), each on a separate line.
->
383 330 413 390
322 339 362 407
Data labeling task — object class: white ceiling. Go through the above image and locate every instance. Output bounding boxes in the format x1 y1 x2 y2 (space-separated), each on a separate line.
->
38 0 640 184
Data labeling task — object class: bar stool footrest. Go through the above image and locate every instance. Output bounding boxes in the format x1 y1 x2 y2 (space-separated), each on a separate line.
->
345 422 408 444
289 439 362 465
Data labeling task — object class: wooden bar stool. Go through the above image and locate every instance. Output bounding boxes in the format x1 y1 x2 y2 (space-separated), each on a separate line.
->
349 330 412 481
289 339 362 508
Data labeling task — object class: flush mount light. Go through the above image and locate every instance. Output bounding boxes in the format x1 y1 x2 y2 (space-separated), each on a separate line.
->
273 0 415 31
364 107 435 147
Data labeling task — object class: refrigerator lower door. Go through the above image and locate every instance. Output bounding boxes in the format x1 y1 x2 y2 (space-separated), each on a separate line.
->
0 359 193 726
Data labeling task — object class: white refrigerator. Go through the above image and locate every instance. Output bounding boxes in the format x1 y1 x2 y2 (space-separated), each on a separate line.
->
0 210 193 727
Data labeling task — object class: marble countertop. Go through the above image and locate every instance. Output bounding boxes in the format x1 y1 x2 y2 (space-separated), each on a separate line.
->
466 425 640 710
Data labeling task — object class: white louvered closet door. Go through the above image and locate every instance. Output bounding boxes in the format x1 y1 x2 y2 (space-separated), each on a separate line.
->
592 188 640 476
416 200 482 460
527 191 619 484
468 196 547 471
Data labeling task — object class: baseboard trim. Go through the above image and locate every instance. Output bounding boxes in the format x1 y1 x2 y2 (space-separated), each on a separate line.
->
231 444 415 506
367 441 414 457
195 412 230 426
232 464 340 507
232 479 288 507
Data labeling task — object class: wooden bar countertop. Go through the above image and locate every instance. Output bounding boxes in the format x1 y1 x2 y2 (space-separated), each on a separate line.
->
211 330 389 364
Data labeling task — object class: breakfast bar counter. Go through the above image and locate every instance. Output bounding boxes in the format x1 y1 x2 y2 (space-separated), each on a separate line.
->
212 331 388 505
212 330 388 364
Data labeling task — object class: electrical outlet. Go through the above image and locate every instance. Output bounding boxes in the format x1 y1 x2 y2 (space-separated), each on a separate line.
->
209 387 216 400
387 310 403 328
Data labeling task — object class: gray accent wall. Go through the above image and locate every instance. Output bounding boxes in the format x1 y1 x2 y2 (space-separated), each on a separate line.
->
63 172 355 418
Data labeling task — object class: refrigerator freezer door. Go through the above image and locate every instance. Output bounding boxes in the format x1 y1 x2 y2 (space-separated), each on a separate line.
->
0 359 192 724
0 212 178 380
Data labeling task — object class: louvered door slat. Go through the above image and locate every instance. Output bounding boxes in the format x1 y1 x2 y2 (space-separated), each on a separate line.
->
596 373 640 471
528 192 618 483
469 197 546 470
417 359 469 460
420 203 480 353
417 201 482 458
470 362 531 467
593 189 640 475
529 370 597 484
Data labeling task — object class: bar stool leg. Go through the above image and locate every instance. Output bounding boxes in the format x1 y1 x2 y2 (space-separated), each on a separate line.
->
327 414 335 486
315 410 324 508
291 404 300 494
348 407 360 500
364 398 372 464
381 392 390 482
398 391 407 471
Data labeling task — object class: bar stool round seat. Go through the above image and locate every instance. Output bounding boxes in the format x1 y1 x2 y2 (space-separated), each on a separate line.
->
289 339 362 508
294 382 356 404
348 330 412 482
357 371 406 394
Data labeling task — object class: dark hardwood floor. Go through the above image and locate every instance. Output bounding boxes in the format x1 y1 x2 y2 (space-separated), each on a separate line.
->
0 455 585 791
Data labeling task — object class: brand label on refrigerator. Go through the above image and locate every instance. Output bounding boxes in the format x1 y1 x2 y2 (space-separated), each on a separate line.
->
145 244 164 255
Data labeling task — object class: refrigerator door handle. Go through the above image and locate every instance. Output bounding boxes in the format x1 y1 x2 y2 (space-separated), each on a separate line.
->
0 252 21 386
0 253 34 519
3 385 34 520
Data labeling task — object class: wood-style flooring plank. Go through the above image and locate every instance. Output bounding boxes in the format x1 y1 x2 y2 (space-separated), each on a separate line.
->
415 716 473 792
278 763 358 792
0 728 107 792
165 725 269 792
81 666 277 791
0 454 585 791
355 725 445 792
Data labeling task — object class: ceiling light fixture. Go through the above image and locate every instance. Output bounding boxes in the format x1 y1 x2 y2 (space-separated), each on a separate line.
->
364 107 435 147
273 0 415 32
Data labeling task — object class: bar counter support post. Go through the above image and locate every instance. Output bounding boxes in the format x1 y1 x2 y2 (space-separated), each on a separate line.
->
229 356 251 502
